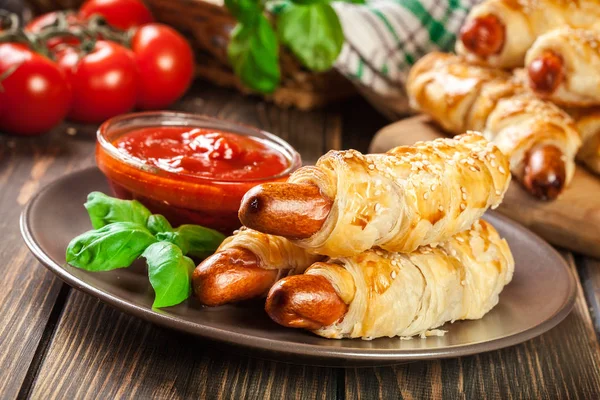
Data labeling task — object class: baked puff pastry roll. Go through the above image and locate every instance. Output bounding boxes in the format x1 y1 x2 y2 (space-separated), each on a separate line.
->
407 52 522 134
239 132 511 258
193 227 323 306
408 52 582 200
525 28 600 107
567 108 600 175
266 219 515 340
456 0 600 69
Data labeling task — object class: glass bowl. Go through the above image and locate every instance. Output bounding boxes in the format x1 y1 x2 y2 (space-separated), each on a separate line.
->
96 111 302 234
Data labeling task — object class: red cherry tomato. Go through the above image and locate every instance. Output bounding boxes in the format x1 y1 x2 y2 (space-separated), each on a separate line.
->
25 12 81 49
25 12 61 31
0 44 71 136
131 23 194 109
55 40 138 123
26 12 80 31
79 0 154 30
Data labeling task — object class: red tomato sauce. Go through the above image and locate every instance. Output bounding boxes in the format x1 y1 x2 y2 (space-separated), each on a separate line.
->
113 127 290 180
97 124 297 234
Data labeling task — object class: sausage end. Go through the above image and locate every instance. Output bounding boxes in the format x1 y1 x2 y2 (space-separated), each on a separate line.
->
266 274 347 331
459 15 506 57
523 145 567 201
528 51 564 95
239 183 332 240
193 247 278 306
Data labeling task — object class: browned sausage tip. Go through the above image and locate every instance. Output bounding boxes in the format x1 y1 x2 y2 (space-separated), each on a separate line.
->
238 183 332 240
528 50 564 95
265 272 347 330
193 247 278 306
460 15 506 57
523 144 566 201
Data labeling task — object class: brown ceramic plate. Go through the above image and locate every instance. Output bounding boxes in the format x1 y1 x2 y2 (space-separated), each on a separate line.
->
21 168 576 367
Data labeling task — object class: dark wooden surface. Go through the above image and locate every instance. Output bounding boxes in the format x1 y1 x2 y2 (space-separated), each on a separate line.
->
2 81 600 399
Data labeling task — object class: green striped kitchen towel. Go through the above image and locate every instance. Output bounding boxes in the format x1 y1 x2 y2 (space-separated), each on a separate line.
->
332 0 478 118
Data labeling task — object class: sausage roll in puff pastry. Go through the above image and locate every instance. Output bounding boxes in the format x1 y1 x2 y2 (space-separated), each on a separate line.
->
407 52 582 200
525 28 600 107
266 219 514 340
239 132 511 257
567 108 600 175
193 227 323 306
457 0 600 68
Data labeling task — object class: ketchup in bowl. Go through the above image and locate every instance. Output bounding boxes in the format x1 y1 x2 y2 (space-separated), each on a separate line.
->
114 127 289 180
96 112 301 233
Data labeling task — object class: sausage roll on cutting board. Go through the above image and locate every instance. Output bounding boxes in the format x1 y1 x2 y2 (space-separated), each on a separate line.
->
407 52 582 200
193 227 323 306
567 108 600 175
456 0 600 69
239 132 511 257
266 219 514 340
525 28 600 107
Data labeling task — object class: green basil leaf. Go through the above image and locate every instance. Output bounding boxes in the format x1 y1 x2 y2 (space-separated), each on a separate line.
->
142 242 194 308
66 222 156 271
84 192 151 230
266 0 293 14
289 0 322 5
277 3 344 72
224 0 262 25
270 0 365 13
228 16 281 93
146 214 173 235
175 225 225 259
155 231 189 255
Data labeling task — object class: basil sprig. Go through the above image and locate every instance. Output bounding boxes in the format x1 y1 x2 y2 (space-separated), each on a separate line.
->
66 222 157 272
228 15 281 94
85 191 151 229
277 3 344 72
146 214 174 235
143 242 195 308
224 0 364 93
67 192 226 308
175 225 228 259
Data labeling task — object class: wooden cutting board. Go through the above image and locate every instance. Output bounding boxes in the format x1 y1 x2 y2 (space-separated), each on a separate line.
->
370 115 600 259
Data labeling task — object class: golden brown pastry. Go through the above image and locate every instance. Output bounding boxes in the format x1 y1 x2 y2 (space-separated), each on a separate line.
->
407 52 582 200
566 108 600 174
192 227 323 306
239 132 511 257
457 0 600 68
266 219 515 340
407 52 520 134
525 28 600 107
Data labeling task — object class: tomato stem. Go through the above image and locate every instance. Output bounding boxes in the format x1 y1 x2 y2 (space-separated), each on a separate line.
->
0 11 19 33
85 15 129 46
0 29 48 58
2 11 131 59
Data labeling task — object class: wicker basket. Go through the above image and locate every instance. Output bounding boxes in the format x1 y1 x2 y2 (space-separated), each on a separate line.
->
26 0 356 110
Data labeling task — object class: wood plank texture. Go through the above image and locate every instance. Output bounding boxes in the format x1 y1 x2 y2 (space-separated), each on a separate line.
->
22 82 376 400
345 253 600 399
339 97 389 153
578 257 600 337
0 120 98 398
29 291 337 400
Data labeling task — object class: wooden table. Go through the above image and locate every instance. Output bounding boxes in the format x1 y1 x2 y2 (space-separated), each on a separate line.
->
2 82 600 399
